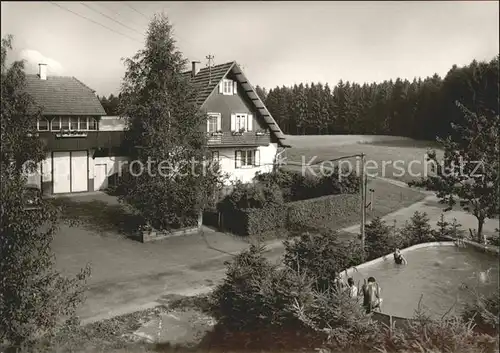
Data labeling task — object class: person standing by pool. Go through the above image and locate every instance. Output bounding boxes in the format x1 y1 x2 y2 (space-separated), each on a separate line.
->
393 248 408 265
347 277 358 298
362 277 383 313
333 271 346 291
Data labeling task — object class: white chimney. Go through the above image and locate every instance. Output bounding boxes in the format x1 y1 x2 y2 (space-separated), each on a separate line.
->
191 61 200 77
38 63 47 80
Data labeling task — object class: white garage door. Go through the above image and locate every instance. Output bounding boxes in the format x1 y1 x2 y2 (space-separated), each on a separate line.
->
52 151 88 194
71 151 88 192
53 152 71 194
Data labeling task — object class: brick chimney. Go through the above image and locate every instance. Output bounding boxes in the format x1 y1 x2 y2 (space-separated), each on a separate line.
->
38 63 47 80
191 61 200 77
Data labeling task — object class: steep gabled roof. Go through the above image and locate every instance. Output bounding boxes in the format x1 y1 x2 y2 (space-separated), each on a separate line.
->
182 61 290 147
24 74 106 116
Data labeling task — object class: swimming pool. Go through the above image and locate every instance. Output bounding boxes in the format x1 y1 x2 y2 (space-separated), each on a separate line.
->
348 244 499 319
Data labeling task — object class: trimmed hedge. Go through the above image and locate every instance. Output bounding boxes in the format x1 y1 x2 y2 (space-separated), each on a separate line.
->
287 194 360 231
222 193 359 236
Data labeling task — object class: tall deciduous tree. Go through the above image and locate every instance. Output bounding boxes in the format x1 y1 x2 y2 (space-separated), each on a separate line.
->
410 102 499 242
1 35 89 348
119 13 223 231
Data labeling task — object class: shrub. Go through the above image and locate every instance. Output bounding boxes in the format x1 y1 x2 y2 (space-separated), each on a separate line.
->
254 168 360 203
400 211 435 246
293 288 382 351
364 217 398 260
462 292 499 336
283 231 363 292
219 181 284 211
380 303 499 353
209 244 309 331
432 214 465 241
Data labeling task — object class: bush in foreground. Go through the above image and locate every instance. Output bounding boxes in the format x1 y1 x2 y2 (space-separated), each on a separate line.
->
283 231 363 291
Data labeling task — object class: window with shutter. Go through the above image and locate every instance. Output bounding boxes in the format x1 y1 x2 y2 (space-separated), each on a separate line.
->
233 81 237 95
222 79 234 95
247 114 253 131
235 114 247 132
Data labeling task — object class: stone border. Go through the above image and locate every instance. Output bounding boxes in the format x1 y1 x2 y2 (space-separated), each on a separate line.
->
340 240 498 327
140 226 199 243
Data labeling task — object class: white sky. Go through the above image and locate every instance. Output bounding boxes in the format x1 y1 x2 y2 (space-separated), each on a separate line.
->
1 1 498 96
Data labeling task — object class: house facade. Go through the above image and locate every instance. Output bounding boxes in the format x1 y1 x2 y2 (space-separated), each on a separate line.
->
25 64 127 195
26 61 289 195
184 61 290 184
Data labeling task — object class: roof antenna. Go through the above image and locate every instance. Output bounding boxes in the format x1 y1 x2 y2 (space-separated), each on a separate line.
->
206 54 214 84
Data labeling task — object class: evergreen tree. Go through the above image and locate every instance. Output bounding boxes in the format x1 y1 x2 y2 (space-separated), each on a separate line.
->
319 83 332 134
365 217 394 260
260 54 498 139
255 85 268 102
119 13 223 231
1 35 89 348
293 84 308 135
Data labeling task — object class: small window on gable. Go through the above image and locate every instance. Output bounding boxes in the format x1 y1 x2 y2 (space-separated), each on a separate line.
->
222 79 233 95
37 118 49 131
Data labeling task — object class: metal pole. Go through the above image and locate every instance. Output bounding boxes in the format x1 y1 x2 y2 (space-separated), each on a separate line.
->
360 153 366 260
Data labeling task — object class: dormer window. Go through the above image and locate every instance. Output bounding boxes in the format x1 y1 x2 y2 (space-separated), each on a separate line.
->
37 118 49 131
220 79 238 95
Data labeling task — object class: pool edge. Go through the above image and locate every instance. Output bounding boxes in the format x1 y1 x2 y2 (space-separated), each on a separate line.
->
342 239 498 328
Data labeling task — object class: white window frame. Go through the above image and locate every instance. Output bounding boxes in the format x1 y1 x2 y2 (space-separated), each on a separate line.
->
235 114 247 132
37 118 49 131
235 149 260 169
222 79 234 95
50 117 98 131
206 112 221 133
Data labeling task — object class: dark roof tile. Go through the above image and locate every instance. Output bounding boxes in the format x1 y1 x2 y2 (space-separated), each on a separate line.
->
24 74 106 116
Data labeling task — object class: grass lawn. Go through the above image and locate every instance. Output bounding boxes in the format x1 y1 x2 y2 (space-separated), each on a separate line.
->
285 135 444 184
